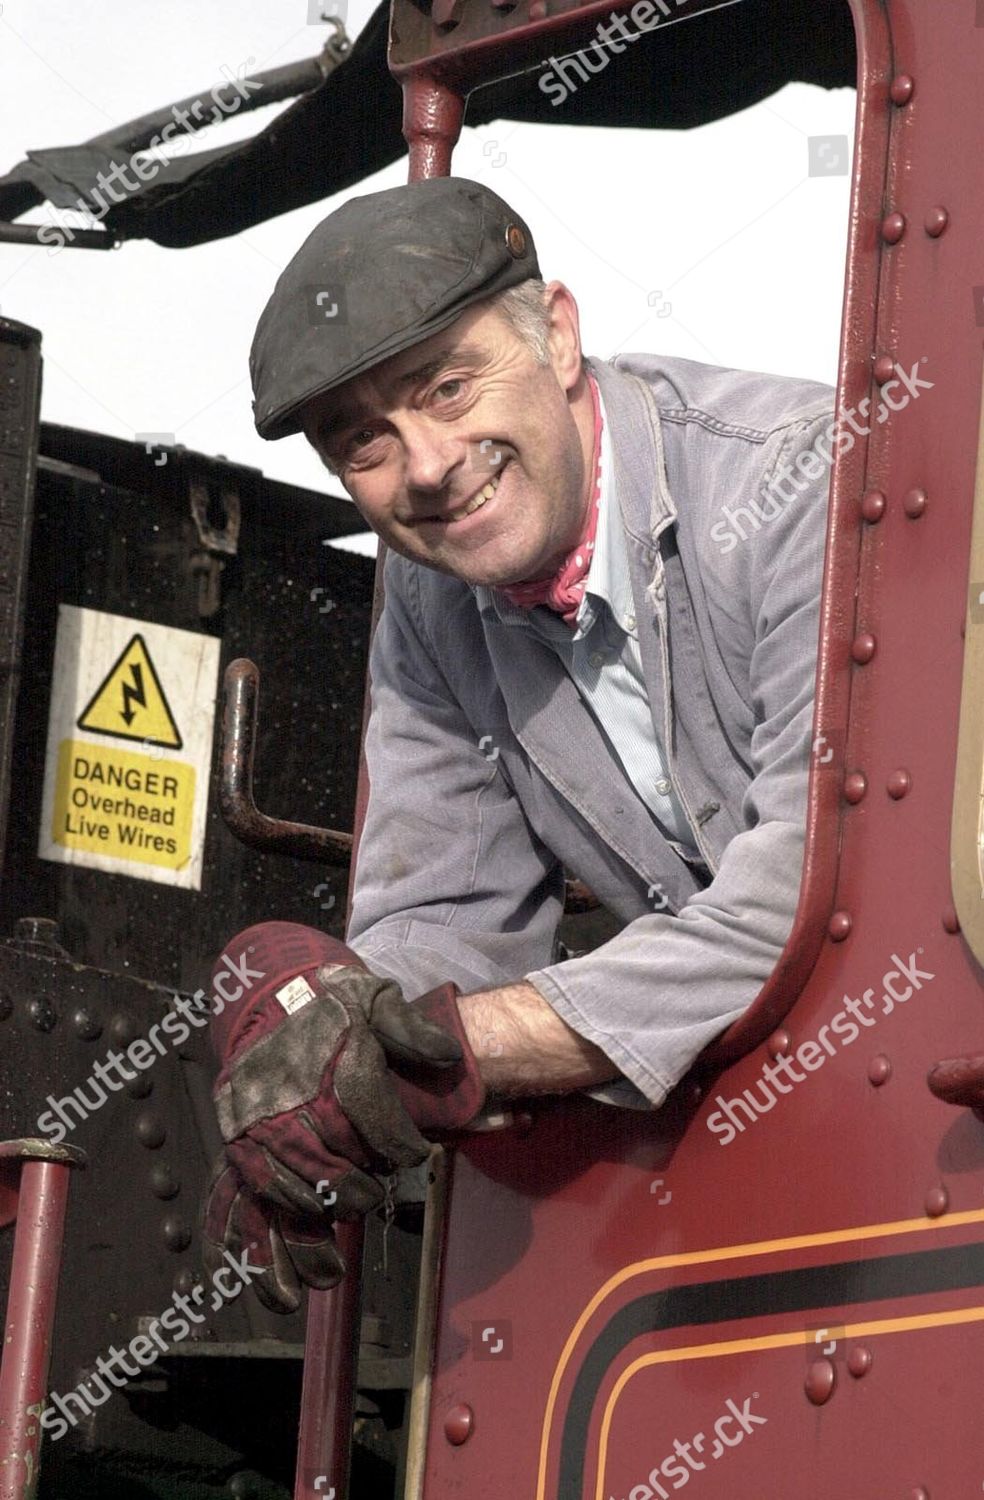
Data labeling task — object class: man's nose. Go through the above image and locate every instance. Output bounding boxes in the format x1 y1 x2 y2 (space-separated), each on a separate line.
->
401 417 461 493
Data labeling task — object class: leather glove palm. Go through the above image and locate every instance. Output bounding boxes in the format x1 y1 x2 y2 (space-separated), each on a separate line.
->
202 1153 345 1314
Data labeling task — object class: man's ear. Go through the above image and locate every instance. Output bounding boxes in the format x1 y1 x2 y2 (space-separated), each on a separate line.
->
544 281 585 394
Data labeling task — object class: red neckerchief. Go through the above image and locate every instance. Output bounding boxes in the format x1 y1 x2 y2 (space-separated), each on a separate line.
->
498 374 603 628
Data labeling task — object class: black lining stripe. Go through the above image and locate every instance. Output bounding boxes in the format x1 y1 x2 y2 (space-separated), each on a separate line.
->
557 1238 984 1497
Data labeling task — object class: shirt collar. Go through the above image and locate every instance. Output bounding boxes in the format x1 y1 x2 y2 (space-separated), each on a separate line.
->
577 384 636 639
475 382 636 639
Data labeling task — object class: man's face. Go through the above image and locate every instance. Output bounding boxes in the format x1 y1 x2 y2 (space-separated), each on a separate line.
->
301 282 594 588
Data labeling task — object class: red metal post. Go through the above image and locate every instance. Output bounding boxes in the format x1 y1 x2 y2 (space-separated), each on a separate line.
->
402 76 465 182
293 65 465 1500
293 1223 364 1500
0 1149 83 1500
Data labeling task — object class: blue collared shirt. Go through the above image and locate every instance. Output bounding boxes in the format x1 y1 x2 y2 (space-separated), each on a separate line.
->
478 387 701 861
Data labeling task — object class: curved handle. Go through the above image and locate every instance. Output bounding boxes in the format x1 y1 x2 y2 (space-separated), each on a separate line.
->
220 658 353 866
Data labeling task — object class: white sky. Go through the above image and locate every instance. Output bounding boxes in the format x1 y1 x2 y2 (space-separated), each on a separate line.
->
0 2 855 556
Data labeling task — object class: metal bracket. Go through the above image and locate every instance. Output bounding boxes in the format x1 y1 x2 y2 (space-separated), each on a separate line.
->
189 476 240 618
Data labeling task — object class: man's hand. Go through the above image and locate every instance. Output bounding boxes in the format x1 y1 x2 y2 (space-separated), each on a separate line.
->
209 922 485 1217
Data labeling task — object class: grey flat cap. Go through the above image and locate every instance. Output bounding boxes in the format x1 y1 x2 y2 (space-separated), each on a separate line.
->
250 176 540 440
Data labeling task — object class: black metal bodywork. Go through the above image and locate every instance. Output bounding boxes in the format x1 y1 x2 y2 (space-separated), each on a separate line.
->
0 0 855 249
0 391 396 1498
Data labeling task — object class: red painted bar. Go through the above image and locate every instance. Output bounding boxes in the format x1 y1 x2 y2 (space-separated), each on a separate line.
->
0 1159 73 1500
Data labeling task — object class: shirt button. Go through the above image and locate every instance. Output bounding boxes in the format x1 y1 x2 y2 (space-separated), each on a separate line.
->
589 651 606 668
625 615 636 631
655 777 671 795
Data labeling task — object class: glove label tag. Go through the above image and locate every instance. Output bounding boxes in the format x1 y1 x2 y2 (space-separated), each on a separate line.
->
275 975 317 1015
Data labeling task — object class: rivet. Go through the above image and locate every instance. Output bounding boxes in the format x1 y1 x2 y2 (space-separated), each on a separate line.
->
28 998 56 1032
173 1268 203 1297
860 489 886 523
126 1073 153 1099
887 769 912 800
867 1054 892 1087
135 1113 166 1149
903 486 927 519
942 906 961 934
873 354 896 385
844 772 867 804
924 206 949 238
847 1345 872 1378
925 1184 949 1218
910 1489 930 1499
162 1216 191 1252
805 1359 836 1405
851 633 876 664
880 211 906 244
889 73 914 105
150 1165 179 1200
768 1029 791 1060
72 1007 102 1041
0 991 13 1022
505 224 527 258
828 910 852 942
111 1012 140 1047
444 1404 474 1445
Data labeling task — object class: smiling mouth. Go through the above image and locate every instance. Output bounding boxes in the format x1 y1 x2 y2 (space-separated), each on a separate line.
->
419 467 503 526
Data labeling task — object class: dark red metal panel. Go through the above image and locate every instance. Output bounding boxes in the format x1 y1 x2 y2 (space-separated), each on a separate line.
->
370 0 984 1493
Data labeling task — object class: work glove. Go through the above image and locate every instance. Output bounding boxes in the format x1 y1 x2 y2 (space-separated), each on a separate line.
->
202 1153 345 1313
210 921 485 1218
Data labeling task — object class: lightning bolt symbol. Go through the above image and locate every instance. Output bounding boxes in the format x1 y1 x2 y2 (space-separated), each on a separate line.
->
120 663 146 726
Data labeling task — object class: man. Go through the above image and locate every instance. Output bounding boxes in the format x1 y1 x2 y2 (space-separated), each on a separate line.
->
204 177 833 1311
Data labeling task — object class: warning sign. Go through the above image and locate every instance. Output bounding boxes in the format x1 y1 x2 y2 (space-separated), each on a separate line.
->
39 607 220 889
76 634 182 749
50 743 194 868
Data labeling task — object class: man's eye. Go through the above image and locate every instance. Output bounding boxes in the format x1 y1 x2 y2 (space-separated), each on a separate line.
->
433 378 465 402
324 426 380 472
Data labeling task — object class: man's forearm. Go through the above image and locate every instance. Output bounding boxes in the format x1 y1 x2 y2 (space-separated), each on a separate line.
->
457 981 619 1098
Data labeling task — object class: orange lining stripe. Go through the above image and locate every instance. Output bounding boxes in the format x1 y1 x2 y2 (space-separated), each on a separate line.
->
536 1206 984 1499
594 1302 984 1500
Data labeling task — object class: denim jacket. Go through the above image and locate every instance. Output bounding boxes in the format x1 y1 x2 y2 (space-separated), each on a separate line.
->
346 353 834 1106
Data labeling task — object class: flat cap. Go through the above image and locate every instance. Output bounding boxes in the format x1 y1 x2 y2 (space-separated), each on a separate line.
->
250 176 540 440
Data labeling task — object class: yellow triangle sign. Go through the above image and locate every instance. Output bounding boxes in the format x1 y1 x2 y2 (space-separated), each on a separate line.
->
77 633 183 749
